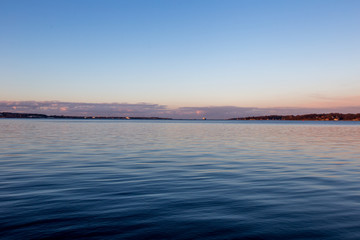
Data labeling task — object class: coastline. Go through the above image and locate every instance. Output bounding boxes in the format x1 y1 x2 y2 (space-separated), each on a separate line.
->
1 112 360 121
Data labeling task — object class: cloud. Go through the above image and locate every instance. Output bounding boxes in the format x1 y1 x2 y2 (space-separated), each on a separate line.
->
174 106 255 119
0 101 168 117
308 94 360 108
1 101 360 119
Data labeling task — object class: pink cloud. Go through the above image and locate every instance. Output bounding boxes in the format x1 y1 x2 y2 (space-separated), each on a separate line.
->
307 95 360 108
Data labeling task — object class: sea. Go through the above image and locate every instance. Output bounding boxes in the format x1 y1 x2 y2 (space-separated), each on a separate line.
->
1 119 360 239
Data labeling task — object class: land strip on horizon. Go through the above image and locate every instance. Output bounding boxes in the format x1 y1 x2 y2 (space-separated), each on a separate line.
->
2 112 360 121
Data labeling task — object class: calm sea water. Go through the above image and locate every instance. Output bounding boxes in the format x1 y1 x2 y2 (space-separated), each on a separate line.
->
1 119 360 239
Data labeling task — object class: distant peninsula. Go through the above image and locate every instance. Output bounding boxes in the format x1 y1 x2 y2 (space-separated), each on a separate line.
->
229 113 360 121
0 112 172 120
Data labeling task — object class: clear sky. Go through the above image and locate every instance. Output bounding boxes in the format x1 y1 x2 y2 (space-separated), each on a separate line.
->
1 0 360 118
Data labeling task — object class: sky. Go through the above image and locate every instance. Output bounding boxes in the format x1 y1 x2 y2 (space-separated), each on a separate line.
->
1 0 360 118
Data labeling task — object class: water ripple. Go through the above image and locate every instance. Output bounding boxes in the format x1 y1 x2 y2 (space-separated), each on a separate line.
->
1 119 360 239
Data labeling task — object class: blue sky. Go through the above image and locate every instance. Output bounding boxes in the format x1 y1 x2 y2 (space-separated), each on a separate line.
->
1 0 360 117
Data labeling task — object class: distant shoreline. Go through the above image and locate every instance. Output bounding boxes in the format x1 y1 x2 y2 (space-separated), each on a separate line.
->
0 112 172 120
1 112 360 121
229 113 360 121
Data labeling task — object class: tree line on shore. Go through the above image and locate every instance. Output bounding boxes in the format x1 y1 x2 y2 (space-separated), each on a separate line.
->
0 112 171 120
229 113 360 121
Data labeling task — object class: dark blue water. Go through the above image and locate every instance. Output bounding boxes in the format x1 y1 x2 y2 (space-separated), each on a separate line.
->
1 119 360 239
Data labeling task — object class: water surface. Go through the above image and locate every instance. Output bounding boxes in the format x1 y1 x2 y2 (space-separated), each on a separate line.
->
1 119 360 239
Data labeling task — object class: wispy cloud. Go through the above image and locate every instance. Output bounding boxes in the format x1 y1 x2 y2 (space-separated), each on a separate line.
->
308 94 360 108
1 101 360 119
0 101 168 117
